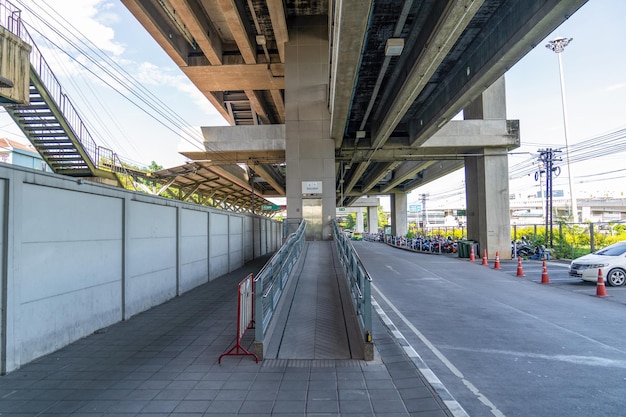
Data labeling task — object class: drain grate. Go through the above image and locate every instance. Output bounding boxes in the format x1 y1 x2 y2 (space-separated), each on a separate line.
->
262 359 364 368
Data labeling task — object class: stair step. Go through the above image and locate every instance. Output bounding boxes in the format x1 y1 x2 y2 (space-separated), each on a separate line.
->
29 132 70 139
39 145 79 151
49 162 89 167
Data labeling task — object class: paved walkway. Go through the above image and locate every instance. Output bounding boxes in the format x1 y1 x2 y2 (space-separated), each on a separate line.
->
0 243 453 417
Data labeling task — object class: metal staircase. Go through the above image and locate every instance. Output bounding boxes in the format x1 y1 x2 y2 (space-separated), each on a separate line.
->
1 5 128 185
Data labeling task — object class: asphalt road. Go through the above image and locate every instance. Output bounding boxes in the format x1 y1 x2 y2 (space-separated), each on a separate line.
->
353 241 626 417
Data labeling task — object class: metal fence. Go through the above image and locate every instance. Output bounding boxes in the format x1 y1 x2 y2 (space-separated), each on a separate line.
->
254 220 306 344
366 220 626 260
512 221 626 258
332 221 372 344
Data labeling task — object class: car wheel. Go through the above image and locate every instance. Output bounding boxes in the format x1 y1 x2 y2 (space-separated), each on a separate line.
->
606 268 626 286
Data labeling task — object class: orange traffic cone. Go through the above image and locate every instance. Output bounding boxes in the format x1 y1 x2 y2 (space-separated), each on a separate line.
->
481 249 488 266
596 269 607 297
516 256 525 277
469 246 475 262
541 261 549 284
493 252 501 269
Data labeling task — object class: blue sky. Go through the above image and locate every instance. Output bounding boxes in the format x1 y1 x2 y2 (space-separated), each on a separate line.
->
1 0 624 203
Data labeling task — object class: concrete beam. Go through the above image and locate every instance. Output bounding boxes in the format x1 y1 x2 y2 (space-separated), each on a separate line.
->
329 0 373 147
350 197 380 208
182 64 284 91
169 0 223 65
249 163 285 196
266 0 289 63
121 0 189 67
379 160 436 194
215 0 257 64
197 125 285 152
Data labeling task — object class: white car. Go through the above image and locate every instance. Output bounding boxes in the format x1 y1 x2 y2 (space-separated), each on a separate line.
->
569 241 626 286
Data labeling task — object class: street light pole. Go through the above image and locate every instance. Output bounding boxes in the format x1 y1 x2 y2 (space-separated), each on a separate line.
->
545 36 578 222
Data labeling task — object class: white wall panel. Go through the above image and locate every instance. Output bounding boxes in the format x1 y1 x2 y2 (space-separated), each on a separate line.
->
180 209 209 293
126 201 176 317
229 215 243 271
20 184 123 361
209 212 229 279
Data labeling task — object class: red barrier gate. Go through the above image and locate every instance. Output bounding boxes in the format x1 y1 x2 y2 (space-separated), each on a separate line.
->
218 274 258 363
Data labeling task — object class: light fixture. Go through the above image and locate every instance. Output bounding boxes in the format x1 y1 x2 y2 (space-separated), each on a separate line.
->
356 130 366 139
385 38 404 56
256 35 266 45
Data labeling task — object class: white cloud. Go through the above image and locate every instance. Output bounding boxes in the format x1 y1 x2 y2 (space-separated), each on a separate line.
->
40 0 124 55
606 83 626 92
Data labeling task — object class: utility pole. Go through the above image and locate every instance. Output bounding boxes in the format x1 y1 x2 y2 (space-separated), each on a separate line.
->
420 193 428 230
537 149 561 247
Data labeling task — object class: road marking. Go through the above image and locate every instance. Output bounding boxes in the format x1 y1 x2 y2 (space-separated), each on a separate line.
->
437 345 626 369
372 284 506 417
385 264 401 275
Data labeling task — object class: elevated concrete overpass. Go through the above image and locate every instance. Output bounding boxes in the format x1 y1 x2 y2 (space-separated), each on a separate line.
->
122 0 588 256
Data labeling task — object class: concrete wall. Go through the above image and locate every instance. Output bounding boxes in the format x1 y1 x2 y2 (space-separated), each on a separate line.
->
0 164 280 373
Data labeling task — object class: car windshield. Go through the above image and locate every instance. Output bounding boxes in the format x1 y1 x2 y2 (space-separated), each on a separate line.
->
595 242 626 256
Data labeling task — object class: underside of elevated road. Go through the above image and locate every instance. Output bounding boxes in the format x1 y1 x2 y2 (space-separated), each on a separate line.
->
123 0 587 209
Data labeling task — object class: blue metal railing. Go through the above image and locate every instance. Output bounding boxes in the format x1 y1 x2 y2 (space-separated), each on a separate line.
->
254 220 306 343
332 221 372 343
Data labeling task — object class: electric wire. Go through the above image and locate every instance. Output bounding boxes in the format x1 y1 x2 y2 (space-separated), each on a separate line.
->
16 0 207 161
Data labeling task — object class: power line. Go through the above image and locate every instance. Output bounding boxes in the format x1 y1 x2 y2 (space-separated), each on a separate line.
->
16 0 207 161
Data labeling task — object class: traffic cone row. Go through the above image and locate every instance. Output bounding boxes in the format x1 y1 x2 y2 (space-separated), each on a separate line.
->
472 253 610 298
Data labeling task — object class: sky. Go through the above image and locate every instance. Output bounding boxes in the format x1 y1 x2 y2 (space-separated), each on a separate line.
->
0 0 624 207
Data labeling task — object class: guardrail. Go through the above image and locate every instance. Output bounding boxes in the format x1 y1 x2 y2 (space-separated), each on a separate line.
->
332 221 372 344
218 274 257 363
254 220 306 347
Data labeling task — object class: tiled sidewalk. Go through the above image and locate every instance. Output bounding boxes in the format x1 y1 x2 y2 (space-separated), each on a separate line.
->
0 251 453 416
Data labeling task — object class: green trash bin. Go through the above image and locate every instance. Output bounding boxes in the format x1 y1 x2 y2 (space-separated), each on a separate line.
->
458 240 468 258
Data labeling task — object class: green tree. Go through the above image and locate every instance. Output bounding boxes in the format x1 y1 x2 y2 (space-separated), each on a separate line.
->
148 161 163 172
377 206 388 229
346 213 356 230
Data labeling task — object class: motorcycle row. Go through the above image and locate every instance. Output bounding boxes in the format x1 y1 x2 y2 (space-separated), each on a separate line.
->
512 238 550 260
387 235 459 254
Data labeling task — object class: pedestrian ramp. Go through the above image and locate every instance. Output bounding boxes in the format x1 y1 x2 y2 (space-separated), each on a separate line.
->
263 241 365 360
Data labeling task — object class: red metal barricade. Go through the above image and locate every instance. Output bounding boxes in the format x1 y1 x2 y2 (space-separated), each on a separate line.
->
218 274 258 363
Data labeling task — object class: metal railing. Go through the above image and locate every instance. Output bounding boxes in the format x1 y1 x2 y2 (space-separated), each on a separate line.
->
332 221 372 343
0 0 135 183
254 220 306 343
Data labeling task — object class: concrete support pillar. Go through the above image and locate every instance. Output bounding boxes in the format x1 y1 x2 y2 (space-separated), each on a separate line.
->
367 206 378 234
463 75 511 258
355 208 364 233
464 76 506 120
390 193 408 236
465 148 511 259
285 17 335 240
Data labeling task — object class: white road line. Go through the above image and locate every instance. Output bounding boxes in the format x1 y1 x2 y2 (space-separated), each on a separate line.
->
372 285 507 417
